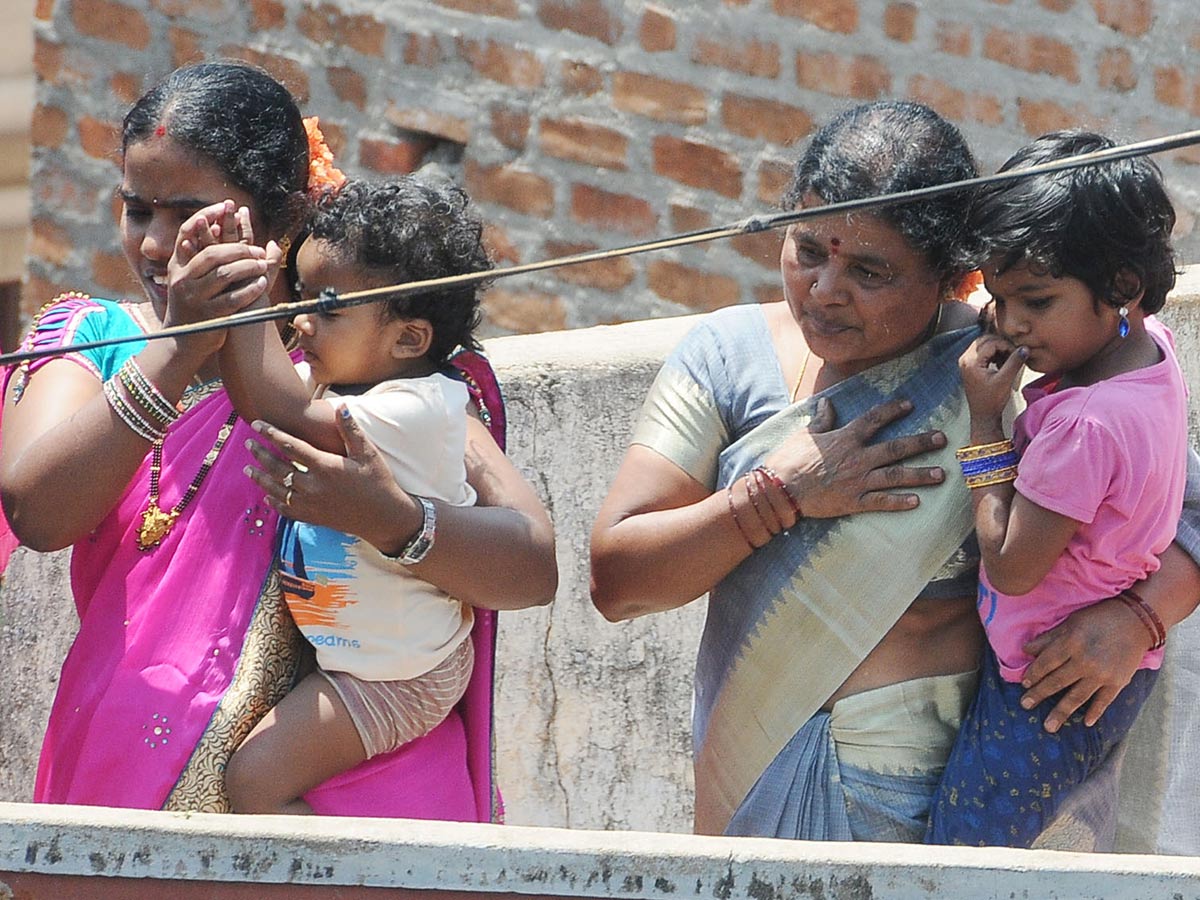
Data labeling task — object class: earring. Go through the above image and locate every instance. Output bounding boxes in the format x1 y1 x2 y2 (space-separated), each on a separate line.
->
1118 305 1129 338
277 235 292 268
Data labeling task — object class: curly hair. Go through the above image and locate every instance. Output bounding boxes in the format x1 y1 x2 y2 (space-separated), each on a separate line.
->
307 177 493 364
781 100 979 281
965 131 1177 315
123 60 310 238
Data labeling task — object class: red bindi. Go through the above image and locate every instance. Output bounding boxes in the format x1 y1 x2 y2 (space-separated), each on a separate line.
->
829 237 841 255
154 124 166 137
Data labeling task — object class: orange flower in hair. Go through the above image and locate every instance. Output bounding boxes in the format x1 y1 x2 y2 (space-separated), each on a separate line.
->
303 116 346 197
954 269 985 303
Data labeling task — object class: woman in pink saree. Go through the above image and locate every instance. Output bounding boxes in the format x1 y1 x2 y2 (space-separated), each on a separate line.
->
0 61 555 817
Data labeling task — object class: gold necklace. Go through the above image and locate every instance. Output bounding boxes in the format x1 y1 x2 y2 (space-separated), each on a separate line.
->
137 411 239 551
790 346 813 403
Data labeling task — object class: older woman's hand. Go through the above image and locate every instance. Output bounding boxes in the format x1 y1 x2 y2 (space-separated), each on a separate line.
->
763 396 947 521
1018 596 1148 733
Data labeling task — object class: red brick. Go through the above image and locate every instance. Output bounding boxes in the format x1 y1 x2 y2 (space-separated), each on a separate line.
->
72 0 150 49
1191 28 1200 52
35 0 55 18
32 38 61 82
405 34 445 68
570 183 657 236
319 121 348 159
251 0 286 29
169 26 203 68
721 94 812 145
538 0 624 45
436 0 519 16
692 36 780 78
613 72 707 125
1039 0 1075 9
1016 97 1096 136
561 59 603 94
647 260 739 311
670 204 712 233
359 136 433 174
483 223 522 265
935 21 972 56
482 288 567 334
754 282 784 303
328 66 367 110
653 135 742 199
540 118 628 169
221 47 310 102
1096 47 1136 92
23 274 74 319
78 116 121 162
490 107 530 151
457 39 545 89
1153 66 1188 110
773 0 858 34
1091 0 1152 36
465 160 555 217
30 104 67 149
982 28 1080 82
883 3 917 42
795 51 891 100
92 249 140 296
385 106 472 144
907 76 1006 127
109 71 143 106
757 159 793 205
543 240 636 290
640 6 676 52
297 4 386 57
30 219 72 268
150 0 231 20
731 230 783 270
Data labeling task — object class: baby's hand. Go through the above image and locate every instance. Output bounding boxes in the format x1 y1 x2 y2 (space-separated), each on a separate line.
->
959 334 1026 423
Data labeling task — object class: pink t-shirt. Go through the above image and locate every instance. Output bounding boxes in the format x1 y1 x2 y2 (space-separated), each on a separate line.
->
980 317 1189 681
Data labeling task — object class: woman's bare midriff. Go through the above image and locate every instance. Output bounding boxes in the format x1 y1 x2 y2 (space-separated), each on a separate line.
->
820 595 983 711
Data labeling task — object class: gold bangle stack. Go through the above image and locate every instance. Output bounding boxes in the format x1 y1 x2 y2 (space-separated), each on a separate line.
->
955 438 1018 489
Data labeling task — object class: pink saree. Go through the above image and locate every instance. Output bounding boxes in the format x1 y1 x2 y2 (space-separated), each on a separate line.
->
13 296 499 820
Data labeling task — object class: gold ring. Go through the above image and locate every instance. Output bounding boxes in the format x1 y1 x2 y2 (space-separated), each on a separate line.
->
285 489 294 506
283 471 295 490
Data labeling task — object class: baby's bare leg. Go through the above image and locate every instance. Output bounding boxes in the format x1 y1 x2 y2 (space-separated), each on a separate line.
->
226 671 367 814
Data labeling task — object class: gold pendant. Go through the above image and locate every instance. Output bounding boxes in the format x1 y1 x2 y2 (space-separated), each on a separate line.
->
137 502 179 551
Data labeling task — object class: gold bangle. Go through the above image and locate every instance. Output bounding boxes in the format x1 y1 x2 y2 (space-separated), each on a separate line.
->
964 466 1018 489
955 439 1015 462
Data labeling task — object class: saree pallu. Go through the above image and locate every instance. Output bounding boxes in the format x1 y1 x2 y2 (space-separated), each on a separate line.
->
693 325 980 834
16 296 499 820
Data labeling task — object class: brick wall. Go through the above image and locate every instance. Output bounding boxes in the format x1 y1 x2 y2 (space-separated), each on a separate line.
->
25 0 1200 336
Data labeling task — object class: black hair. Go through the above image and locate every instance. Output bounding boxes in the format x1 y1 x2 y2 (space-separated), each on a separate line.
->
965 131 1177 315
306 177 492 365
781 100 979 281
122 60 310 237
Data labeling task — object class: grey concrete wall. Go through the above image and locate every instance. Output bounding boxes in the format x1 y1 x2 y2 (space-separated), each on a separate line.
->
4 269 1200 841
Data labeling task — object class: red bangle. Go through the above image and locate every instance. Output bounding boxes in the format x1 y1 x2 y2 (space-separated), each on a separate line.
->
748 469 784 534
1118 590 1166 650
755 465 802 517
726 482 756 551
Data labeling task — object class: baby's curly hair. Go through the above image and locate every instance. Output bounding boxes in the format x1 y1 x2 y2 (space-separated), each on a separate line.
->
307 177 493 365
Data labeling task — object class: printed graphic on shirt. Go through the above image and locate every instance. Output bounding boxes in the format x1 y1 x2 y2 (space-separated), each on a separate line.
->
279 520 358 643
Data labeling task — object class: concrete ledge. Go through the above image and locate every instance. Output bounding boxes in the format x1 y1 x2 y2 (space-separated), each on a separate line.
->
3 802 1200 899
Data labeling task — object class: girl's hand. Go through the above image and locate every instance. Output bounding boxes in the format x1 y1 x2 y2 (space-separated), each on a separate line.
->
165 201 278 350
958 333 1026 423
761 396 947 523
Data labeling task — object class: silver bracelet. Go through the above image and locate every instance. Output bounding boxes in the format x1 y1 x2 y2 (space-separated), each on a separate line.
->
390 496 437 565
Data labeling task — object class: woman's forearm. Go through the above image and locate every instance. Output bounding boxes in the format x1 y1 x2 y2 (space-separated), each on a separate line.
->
1 341 205 549
1134 541 1200 630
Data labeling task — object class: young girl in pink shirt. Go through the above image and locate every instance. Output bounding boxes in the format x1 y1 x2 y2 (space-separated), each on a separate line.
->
927 131 1189 847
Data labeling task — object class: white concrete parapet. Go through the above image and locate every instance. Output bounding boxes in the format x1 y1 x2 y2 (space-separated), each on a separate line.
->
3 801 1200 899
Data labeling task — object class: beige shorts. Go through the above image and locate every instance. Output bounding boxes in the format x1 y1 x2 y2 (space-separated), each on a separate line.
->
320 637 474 759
